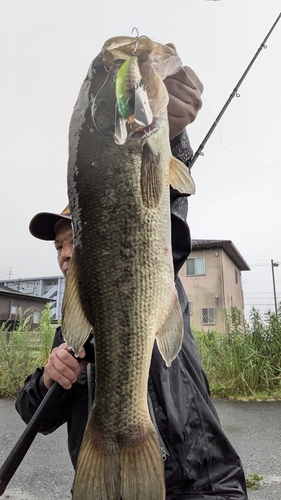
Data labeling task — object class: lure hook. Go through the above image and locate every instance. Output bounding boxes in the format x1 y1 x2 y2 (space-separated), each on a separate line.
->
131 32 150 56
131 27 139 38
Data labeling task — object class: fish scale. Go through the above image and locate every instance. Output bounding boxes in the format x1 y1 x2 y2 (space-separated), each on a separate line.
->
62 35 195 500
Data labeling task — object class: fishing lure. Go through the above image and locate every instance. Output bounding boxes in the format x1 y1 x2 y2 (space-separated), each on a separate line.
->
115 56 153 128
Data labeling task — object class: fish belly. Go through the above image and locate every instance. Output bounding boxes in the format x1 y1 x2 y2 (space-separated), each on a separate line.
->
69 142 172 500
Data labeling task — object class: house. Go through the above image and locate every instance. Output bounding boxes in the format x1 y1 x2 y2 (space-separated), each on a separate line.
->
0 284 52 330
1 239 250 332
0 276 65 321
178 239 250 332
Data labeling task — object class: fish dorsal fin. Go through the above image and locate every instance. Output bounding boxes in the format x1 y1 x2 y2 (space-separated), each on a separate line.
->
169 156 196 195
62 249 93 356
156 287 183 367
140 143 163 208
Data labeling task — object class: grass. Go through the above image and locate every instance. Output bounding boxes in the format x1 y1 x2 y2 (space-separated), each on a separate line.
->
246 473 264 490
192 305 281 400
0 304 55 397
1 303 281 400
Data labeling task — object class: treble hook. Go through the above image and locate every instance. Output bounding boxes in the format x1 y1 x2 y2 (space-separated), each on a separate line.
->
131 27 139 38
131 28 150 56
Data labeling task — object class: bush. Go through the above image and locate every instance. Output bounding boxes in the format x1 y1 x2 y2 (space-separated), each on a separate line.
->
38 304 56 366
0 304 55 397
193 305 281 399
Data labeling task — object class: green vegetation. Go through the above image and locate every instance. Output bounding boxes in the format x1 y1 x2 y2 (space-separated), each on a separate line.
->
1 303 281 400
246 472 264 490
193 306 281 399
0 304 55 397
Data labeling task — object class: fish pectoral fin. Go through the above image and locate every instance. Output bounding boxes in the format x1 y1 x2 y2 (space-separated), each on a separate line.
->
141 143 163 208
156 288 183 367
62 249 93 357
169 156 196 195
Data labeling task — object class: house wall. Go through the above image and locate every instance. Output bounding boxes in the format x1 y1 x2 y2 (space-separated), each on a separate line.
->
0 294 49 329
0 277 65 320
178 247 245 332
221 251 245 313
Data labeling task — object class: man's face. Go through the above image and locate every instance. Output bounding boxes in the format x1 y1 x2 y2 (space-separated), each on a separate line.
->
54 219 73 277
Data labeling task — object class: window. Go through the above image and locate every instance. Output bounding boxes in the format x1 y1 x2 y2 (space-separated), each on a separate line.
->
235 269 238 284
33 311 41 324
202 307 215 325
188 302 193 315
186 257 205 276
10 305 18 316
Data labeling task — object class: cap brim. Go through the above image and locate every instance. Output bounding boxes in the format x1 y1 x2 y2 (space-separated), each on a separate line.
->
29 212 71 241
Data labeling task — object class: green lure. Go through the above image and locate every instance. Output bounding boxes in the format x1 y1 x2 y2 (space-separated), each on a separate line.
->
116 57 138 121
115 56 153 127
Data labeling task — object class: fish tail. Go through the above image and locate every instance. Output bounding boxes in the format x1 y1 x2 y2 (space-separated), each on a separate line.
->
72 422 165 500
120 425 165 500
72 423 121 500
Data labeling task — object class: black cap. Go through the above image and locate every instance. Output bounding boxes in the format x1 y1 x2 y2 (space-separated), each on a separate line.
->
29 206 71 241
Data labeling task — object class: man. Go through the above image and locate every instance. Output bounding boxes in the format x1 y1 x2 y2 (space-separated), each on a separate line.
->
16 60 248 499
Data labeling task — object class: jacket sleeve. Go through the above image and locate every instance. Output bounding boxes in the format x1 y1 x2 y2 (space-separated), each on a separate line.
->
170 130 193 275
15 327 72 434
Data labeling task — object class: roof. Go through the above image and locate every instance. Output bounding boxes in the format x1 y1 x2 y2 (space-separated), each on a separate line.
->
191 239 250 271
0 275 64 284
0 284 53 302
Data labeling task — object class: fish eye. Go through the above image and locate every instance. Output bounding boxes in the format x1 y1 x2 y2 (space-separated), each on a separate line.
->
93 64 110 74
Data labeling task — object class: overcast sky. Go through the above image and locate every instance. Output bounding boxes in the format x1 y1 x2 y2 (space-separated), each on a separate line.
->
1 0 280 320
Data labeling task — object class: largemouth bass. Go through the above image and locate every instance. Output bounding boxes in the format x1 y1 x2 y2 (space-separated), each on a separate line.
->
62 35 195 500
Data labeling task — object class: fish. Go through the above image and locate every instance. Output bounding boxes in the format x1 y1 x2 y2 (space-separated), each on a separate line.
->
62 35 195 500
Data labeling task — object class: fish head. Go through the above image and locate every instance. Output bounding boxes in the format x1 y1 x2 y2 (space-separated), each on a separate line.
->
86 36 182 148
101 35 182 81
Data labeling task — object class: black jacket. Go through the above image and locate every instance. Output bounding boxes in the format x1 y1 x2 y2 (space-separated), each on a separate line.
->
16 132 248 499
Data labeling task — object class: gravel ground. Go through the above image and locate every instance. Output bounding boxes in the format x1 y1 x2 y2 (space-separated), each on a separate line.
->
1 398 281 499
215 399 281 500
0 398 73 499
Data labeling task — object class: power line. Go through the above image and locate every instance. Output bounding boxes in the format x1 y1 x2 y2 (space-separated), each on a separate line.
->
244 303 273 307
248 263 281 268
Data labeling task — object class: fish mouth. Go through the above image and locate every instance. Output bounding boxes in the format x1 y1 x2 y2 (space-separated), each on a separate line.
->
129 118 158 139
114 111 159 146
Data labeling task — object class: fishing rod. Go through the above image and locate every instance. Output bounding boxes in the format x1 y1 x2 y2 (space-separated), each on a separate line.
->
0 381 65 496
0 335 95 496
189 12 281 169
0 13 280 496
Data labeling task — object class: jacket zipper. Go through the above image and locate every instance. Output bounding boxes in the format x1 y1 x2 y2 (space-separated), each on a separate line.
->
147 393 170 461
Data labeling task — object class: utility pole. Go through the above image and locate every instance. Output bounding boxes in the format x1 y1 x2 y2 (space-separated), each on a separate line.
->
271 259 279 317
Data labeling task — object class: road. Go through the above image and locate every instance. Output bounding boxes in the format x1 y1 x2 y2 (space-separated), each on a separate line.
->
215 399 281 500
0 398 281 499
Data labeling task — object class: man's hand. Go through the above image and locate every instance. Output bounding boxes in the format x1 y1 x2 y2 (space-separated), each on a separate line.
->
44 342 88 390
164 44 204 139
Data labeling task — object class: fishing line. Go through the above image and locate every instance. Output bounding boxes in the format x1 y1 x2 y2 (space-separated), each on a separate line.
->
181 64 281 170
149 36 272 169
188 12 281 168
91 64 115 138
